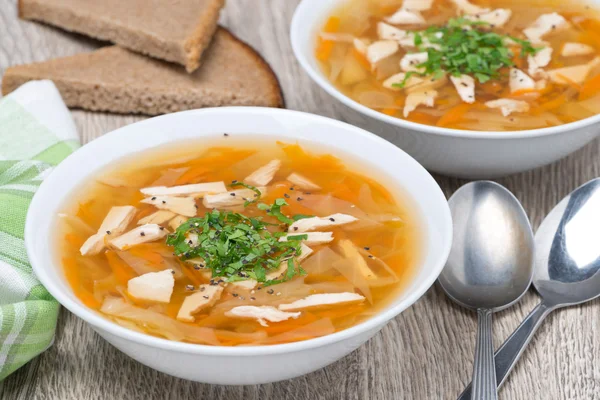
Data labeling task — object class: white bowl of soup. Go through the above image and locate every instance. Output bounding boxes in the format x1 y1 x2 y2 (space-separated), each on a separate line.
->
25 107 452 385
291 0 600 178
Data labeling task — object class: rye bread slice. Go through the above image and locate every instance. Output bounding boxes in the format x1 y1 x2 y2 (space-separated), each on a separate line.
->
18 0 225 72
2 28 284 115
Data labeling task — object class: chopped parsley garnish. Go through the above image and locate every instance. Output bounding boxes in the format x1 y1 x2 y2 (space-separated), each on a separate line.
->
166 203 310 285
230 181 262 206
258 198 295 224
393 17 540 88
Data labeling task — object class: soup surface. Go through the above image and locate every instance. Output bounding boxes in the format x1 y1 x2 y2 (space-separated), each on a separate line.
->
58 138 421 346
316 0 600 131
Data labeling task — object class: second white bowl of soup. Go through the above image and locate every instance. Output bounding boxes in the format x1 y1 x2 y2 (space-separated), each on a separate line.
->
291 0 600 178
26 108 452 384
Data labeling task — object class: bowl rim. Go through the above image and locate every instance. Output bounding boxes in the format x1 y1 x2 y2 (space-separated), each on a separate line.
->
26 107 453 356
289 0 600 140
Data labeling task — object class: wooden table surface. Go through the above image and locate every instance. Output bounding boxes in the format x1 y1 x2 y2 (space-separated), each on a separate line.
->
1 0 599 398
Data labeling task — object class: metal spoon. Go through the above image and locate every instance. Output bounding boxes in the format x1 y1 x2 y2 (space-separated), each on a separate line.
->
439 181 534 400
457 178 600 399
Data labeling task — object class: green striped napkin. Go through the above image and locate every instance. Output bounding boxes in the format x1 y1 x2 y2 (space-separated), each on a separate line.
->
0 80 79 380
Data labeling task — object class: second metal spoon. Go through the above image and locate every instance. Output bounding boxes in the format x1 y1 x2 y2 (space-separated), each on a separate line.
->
458 178 600 399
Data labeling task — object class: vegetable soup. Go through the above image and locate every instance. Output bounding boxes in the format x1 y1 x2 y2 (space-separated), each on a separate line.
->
316 0 600 131
57 138 421 346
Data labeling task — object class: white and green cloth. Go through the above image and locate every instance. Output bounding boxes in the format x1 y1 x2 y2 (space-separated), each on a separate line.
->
0 80 79 380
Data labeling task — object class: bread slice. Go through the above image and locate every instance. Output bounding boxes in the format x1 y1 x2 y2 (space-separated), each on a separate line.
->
2 28 284 115
18 0 225 72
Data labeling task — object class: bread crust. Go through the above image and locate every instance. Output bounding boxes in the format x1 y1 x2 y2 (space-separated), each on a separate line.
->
218 27 285 108
17 0 225 72
2 27 285 113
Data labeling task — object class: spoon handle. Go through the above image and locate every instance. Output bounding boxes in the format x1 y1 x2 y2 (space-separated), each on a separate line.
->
458 302 555 400
471 309 497 400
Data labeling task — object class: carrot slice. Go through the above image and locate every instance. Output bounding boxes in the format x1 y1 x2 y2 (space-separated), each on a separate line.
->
352 48 371 70
436 103 472 127
105 251 137 286
407 111 439 125
181 265 203 286
510 88 542 97
175 166 209 185
579 74 600 100
63 257 101 308
556 74 582 91
480 81 503 96
316 16 341 62
323 16 340 33
65 233 84 249
128 247 163 265
316 40 335 61
539 93 569 111
380 108 397 116
135 206 157 221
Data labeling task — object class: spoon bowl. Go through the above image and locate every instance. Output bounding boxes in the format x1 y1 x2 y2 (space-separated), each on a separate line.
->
440 181 535 311
534 178 600 306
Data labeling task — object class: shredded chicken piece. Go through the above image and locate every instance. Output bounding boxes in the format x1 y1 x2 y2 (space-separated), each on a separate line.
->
404 89 438 118
109 224 167 250
528 47 553 79
561 43 595 57
450 0 490 15
80 205 137 256
286 173 321 191
377 22 408 41
176 285 223 322
225 306 301 327
288 213 358 233
278 293 366 311
383 72 423 91
353 38 369 55
140 182 227 197
509 68 536 93
138 210 176 225
244 160 281 187
337 239 377 280
169 215 188 231
485 99 530 116
279 232 334 246
366 40 399 65
524 13 570 43
141 196 197 217
385 9 425 25
266 244 314 280
547 57 600 85
229 280 258 290
384 73 447 94
450 75 475 103
202 187 268 208
465 9 512 27
400 52 428 73
397 32 442 50
127 269 174 303
402 0 433 11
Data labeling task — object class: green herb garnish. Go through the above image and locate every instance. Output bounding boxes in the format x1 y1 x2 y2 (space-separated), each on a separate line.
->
230 181 262 206
258 198 295 224
292 214 314 221
166 205 308 285
392 17 540 88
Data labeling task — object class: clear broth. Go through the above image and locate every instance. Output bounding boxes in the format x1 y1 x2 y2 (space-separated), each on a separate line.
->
57 137 423 346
